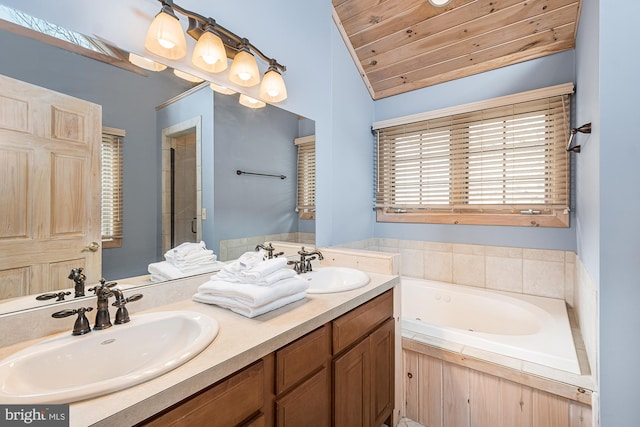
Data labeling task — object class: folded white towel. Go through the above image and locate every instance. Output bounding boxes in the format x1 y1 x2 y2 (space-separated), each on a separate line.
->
164 241 207 260
238 250 265 269
238 257 288 281
192 291 307 318
214 268 297 286
148 260 225 282
197 276 309 307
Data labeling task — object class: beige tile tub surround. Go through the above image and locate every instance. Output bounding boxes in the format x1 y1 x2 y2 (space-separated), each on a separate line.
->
338 238 577 304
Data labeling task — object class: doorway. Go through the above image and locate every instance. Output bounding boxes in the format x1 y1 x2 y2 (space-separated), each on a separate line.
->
161 117 202 254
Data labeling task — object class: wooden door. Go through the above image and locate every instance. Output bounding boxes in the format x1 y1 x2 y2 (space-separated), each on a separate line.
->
0 74 102 298
333 337 371 427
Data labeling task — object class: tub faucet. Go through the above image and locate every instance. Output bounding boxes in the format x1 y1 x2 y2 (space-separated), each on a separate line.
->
288 247 323 274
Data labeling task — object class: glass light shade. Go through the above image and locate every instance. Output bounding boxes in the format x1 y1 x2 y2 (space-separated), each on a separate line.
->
259 69 287 103
209 82 236 95
128 53 167 72
239 94 266 109
144 10 187 60
173 69 204 83
229 50 261 87
428 0 452 6
192 31 228 73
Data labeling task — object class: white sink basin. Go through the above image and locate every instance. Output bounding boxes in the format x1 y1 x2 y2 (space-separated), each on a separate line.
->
0 310 219 404
302 267 370 294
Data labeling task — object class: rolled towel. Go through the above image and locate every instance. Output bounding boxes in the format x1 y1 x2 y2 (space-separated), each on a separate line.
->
192 291 306 318
197 276 309 307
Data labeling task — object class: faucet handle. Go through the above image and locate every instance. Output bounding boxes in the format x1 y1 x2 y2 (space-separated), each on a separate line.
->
36 291 71 301
88 279 117 294
113 293 143 325
52 307 94 335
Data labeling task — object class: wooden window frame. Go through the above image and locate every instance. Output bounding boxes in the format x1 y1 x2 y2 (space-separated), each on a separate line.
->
101 126 124 248
295 135 316 220
373 84 574 228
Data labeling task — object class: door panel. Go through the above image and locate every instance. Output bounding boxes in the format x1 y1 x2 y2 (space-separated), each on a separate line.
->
0 74 102 297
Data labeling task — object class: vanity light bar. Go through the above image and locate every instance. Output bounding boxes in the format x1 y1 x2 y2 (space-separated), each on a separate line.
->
145 0 287 102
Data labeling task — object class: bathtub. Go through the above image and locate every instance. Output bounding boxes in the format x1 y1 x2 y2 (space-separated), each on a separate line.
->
401 277 581 374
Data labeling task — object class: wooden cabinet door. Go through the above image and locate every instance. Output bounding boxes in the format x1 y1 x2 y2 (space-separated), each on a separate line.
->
0 74 102 297
370 318 394 427
333 337 371 427
276 366 330 427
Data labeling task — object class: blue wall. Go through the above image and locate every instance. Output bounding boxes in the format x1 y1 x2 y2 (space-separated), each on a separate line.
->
213 92 302 253
599 1 640 425
373 51 577 251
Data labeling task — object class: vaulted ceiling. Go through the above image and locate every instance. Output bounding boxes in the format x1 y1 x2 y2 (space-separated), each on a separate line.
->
332 0 582 100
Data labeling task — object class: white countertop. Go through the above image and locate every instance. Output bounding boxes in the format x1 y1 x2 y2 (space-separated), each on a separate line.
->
14 272 398 426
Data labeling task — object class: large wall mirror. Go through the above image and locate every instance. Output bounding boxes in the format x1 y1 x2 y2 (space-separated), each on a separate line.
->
0 13 315 314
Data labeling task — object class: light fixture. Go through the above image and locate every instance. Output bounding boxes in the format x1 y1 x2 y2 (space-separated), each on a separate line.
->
229 40 261 87
173 69 204 83
128 53 167 72
428 0 453 6
192 25 227 73
259 60 288 102
209 82 236 95
144 1 187 60
239 94 266 109
145 0 287 102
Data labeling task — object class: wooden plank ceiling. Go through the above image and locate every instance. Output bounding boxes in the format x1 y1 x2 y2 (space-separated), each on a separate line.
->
332 0 582 100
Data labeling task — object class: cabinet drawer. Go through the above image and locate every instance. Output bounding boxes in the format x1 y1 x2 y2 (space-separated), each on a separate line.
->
141 360 265 427
332 290 393 355
276 324 330 395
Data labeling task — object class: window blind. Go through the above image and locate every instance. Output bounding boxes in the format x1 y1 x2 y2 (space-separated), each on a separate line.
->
375 91 571 227
295 135 316 220
101 127 124 247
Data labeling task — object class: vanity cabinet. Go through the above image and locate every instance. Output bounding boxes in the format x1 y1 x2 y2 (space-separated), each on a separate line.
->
138 289 394 427
333 290 394 427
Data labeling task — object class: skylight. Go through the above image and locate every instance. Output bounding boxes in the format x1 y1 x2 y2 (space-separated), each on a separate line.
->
0 5 119 58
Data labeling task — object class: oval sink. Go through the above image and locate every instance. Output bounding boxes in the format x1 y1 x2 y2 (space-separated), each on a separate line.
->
0 310 219 404
302 267 370 294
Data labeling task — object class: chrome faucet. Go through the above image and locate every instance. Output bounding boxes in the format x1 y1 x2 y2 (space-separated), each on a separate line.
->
288 247 323 274
255 242 284 259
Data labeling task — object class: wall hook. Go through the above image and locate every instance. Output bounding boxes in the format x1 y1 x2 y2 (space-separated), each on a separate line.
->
566 123 591 153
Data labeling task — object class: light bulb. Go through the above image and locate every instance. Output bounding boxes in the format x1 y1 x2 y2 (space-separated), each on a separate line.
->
128 53 167 72
239 94 266 109
259 69 287 103
144 9 187 60
229 50 261 87
192 30 228 73
209 83 236 95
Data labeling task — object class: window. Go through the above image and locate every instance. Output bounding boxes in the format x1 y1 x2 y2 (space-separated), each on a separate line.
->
101 127 124 248
374 84 573 227
295 135 316 220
